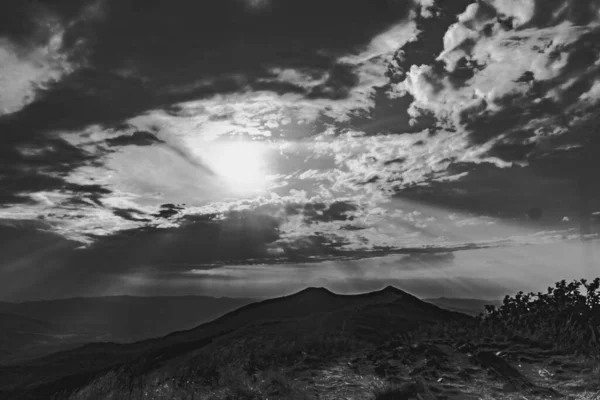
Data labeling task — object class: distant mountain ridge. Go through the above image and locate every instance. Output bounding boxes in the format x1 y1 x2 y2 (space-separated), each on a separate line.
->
0 291 500 366
425 297 503 316
0 295 256 366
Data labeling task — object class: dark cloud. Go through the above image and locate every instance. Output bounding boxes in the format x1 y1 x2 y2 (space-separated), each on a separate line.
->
82 209 281 268
0 0 417 134
398 252 455 267
275 232 352 260
1 0 599 302
396 152 600 233
112 208 152 223
0 0 94 44
273 233 494 264
0 220 78 268
0 221 81 301
325 276 517 299
0 129 107 209
0 0 418 220
0 135 113 210
527 207 543 221
308 64 360 100
0 202 527 300
153 204 185 220
285 201 358 225
0 209 281 300
91 0 412 86
105 131 164 147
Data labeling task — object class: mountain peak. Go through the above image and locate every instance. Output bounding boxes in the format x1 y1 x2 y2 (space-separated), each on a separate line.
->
380 285 408 295
294 287 335 296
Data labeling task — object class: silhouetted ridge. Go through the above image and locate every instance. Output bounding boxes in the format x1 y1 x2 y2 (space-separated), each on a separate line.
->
380 285 409 295
378 285 423 301
293 287 335 296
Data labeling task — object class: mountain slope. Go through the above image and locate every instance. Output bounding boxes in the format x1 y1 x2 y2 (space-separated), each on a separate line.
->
0 286 470 399
424 297 503 316
4 287 598 400
0 313 78 366
0 296 256 366
2 295 256 341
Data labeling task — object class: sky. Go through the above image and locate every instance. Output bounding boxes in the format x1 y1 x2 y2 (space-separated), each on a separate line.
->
0 0 599 302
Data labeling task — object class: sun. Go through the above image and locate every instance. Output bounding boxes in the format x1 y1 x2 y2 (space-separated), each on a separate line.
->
207 141 268 194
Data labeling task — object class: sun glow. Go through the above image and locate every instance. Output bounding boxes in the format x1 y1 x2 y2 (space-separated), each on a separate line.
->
207 141 269 194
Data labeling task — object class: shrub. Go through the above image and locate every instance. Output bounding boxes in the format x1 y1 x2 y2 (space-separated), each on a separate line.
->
478 278 600 357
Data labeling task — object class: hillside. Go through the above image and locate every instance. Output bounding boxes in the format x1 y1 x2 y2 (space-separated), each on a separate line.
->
424 298 503 317
1 284 599 400
0 295 255 365
0 313 63 362
0 286 469 399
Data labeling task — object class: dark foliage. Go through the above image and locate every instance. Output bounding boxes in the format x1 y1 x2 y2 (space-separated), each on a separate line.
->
478 278 600 357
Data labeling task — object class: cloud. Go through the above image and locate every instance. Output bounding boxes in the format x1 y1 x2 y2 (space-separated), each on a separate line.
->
285 201 358 225
491 0 600 27
0 12 421 244
309 128 509 197
0 0 425 249
105 131 164 147
0 0 103 116
244 0 271 11
395 157 600 234
381 0 600 239
0 211 280 299
0 202 595 300
1 0 597 292
0 33 72 115
394 17 594 127
414 0 436 18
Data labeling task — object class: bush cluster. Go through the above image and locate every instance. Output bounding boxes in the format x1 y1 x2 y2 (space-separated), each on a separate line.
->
478 278 600 357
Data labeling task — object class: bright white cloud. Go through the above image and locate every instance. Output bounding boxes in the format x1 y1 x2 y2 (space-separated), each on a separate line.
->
490 0 535 27
311 128 510 193
0 2 103 116
0 31 74 115
391 0 599 132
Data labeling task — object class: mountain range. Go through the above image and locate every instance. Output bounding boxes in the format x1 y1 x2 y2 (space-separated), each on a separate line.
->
1 288 597 399
0 286 472 399
0 292 499 367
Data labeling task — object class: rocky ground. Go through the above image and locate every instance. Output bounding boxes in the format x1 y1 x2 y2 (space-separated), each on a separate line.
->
314 338 599 400
204 337 600 400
